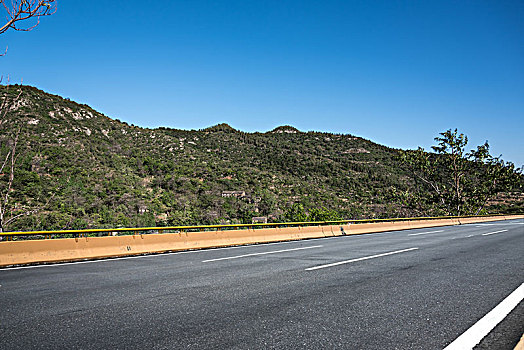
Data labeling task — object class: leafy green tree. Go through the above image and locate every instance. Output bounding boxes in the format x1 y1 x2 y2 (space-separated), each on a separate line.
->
258 189 277 216
308 207 341 221
400 129 522 216
284 203 308 222
467 142 522 214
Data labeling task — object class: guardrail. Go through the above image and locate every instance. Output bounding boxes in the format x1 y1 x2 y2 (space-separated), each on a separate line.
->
0 213 513 241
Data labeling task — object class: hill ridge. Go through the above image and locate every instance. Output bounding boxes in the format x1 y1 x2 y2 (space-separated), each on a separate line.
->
1 84 520 232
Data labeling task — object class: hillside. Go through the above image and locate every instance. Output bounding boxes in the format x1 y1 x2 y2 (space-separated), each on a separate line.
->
1 85 521 231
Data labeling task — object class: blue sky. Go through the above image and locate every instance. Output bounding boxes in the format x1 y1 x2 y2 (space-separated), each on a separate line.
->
2 1 523 166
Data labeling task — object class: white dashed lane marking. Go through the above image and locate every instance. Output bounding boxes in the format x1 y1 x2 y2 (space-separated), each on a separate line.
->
305 247 419 271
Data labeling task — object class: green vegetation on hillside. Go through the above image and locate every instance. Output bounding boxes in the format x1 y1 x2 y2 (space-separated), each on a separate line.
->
1 85 522 232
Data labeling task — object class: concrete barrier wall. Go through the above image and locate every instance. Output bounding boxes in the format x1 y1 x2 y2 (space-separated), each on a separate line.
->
0 215 522 267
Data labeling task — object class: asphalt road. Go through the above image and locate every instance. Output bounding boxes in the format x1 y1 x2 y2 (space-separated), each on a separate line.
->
1 219 523 349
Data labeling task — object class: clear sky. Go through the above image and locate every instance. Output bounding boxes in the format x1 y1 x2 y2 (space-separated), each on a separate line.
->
2 1 523 166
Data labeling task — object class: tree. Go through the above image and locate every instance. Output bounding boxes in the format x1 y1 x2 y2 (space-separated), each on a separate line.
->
284 203 308 222
400 129 522 216
466 141 522 214
0 82 22 232
284 203 342 222
308 207 341 221
0 0 56 35
0 0 57 232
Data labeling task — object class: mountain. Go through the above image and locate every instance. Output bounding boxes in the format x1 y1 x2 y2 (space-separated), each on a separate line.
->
271 125 300 134
0 85 521 231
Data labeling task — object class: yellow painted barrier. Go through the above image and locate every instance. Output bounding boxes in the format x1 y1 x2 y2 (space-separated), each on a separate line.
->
0 215 522 267
0 214 516 238
514 333 524 350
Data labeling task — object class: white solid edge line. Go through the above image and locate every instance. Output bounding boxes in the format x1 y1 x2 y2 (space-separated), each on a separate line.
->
482 229 508 236
202 245 323 263
305 247 419 271
408 230 444 236
443 282 524 350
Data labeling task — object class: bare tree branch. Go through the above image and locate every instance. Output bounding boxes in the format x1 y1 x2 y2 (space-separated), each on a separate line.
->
0 0 56 34
0 127 20 232
0 0 56 232
0 149 10 174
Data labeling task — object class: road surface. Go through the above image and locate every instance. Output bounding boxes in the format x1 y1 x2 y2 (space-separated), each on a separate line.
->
1 219 523 349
